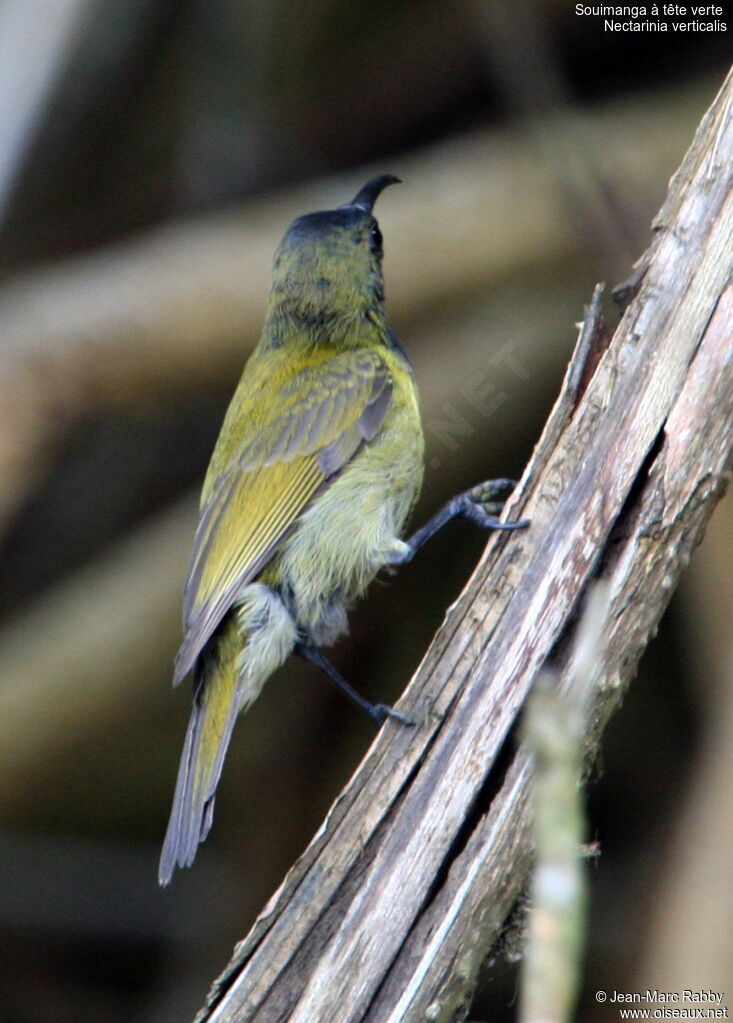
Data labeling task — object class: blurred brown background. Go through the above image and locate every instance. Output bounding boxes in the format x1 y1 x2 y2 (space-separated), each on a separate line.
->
0 1 731 1021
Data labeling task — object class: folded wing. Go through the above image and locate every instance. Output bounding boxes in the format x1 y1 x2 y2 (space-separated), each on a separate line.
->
173 350 392 685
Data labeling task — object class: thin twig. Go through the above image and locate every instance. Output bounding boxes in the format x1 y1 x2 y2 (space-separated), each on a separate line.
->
518 585 609 1023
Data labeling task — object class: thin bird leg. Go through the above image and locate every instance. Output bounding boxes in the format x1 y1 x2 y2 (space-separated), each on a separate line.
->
394 478 529 565
295 643 414 727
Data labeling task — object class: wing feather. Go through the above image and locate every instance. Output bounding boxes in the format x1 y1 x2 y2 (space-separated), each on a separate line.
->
173 349 392 685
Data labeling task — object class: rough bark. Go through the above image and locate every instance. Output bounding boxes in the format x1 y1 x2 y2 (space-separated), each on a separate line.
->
193 68 733 1023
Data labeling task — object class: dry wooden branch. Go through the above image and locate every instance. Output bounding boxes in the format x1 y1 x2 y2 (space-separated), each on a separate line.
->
193 68 733 1023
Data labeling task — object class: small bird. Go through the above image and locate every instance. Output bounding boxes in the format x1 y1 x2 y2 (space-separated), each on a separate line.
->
159 176 527 885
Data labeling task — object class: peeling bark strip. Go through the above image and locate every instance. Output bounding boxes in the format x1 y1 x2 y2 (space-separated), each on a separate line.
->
197 71 733 1023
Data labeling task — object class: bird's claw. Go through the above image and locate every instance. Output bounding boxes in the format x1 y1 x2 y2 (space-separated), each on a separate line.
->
468 478 517 506
461 479 529 532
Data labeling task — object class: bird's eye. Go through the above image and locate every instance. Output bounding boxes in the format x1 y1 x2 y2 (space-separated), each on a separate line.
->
370 222 383 252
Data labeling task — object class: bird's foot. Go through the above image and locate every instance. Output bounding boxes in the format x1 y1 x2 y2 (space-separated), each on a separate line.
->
460 479 529 531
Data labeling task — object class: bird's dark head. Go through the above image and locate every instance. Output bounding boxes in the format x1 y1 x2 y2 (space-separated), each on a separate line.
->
266 175 400 343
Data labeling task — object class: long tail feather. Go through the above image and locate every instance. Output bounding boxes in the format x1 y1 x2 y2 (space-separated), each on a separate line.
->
158 628 240 886
159 586 297 885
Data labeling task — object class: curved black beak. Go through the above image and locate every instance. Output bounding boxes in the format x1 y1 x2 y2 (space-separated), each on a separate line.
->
341 174 401 214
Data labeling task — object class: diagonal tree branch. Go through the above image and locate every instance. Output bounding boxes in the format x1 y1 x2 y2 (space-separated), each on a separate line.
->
195 68 733 1023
